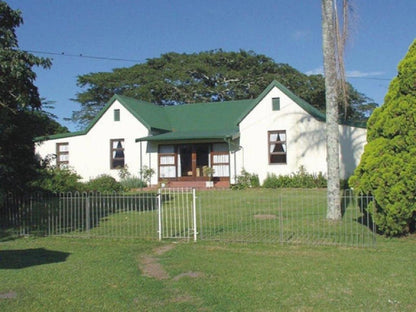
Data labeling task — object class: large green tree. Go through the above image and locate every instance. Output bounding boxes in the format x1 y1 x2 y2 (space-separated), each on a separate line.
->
0 1 53 193
349 40 416 236
72 50 375 128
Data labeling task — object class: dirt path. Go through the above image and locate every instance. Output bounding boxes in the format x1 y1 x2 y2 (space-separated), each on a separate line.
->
138 244 176 280
138 243 205 281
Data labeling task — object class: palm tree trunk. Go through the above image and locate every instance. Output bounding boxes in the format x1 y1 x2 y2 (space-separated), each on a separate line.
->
322 0 341 220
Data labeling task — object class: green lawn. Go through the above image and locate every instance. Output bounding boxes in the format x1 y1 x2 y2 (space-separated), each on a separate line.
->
1 235 415 311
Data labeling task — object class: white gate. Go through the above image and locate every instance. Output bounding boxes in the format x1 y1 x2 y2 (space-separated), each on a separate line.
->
158 188 197 241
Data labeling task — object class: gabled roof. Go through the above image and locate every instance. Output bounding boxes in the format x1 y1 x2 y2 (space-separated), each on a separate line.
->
135 80 329 142
35 80 365 142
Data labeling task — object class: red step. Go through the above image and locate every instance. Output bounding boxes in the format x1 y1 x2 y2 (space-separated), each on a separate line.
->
167 180 230 189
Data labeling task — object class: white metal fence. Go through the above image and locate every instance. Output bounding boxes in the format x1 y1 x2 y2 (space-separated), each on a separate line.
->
0 188 376 247
197 189 375 247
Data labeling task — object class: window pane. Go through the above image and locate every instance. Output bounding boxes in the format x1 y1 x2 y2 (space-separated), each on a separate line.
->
112 159 124 168
271 143 285 153
213 165 229 177
212 143 228 152
272 97 280 111
270 154 286 163
114 149 124 158
160 166 176 178
213 154 229 163
112 140 123 149
114 109 120 121
59 154 69 161
160 155 175 165
159 145 175 153
269 133 278 141
59 144 69 152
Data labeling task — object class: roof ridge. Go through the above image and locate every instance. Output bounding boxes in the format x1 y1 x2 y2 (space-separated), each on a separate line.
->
35 80 366 143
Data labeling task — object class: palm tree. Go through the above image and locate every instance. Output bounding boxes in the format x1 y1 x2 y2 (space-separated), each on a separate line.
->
321 0 350 220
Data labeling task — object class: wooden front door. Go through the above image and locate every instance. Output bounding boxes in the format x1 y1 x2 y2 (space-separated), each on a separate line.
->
178 144 209 180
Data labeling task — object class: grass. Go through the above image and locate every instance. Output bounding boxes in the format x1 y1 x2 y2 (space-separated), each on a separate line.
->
1 235 415 311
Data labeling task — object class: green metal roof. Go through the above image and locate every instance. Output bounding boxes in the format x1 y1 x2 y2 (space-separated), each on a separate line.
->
165 99 255 131
35 80 366 143
113 94 171 131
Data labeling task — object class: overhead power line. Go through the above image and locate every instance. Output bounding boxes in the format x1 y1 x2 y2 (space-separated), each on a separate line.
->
347 76 391 81
24 49 144 63
25 49 392 82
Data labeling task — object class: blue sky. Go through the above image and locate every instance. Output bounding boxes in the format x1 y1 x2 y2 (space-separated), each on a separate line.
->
7 0 416 131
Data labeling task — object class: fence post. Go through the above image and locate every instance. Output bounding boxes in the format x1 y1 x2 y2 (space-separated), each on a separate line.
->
279 193 283 244
85 193 90 233
192 188 197 242
158 188 162 241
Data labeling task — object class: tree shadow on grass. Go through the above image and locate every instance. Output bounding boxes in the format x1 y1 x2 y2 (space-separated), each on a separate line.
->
0 228 21 242
0 248 70 269
1 192 164 237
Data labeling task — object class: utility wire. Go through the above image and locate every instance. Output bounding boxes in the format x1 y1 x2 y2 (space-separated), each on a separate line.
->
24 49 144 63
347 76 391 81
25 49 392 81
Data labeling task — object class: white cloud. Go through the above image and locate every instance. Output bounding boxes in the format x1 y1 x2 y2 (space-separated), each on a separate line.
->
345 70 385 78
292 30 311 41
305 67 384 78
305 67 323 75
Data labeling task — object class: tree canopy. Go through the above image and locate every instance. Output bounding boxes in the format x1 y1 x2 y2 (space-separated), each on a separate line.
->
0 1 60 193
72 50 376 128
349 40 416 236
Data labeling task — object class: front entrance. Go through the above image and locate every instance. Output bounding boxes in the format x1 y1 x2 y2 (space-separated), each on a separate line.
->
158 142 230 182
179 144 209 179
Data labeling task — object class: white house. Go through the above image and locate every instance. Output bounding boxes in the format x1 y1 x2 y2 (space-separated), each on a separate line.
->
35 81 367 187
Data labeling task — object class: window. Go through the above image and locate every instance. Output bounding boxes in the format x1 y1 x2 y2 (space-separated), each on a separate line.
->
114 109 120 121
159 145 176 178
110 139 125 169
268 131 287 164
56 142 69 168
211 143 229 177
272 97 280 111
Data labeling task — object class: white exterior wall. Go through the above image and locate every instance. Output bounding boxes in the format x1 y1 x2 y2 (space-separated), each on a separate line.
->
35 100 158 184
339 124 367 178
237 86 367 183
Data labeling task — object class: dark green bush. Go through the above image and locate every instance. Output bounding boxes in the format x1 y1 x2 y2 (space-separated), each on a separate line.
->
349 40 416 236
232 169 260 190
31 167 84 193
262 167 327 189
85 175 125 193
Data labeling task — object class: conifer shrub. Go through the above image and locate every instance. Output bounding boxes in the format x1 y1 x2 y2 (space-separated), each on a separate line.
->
349 40 416 236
